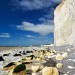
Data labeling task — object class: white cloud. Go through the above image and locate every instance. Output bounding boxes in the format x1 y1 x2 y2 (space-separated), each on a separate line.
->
0 33 11 38
44 8 55 19
26 35 35 38
39 18 46 22
39 18 54 24
39 7 55 23
12 0 61 10
17 21 54 36
13 0 59 36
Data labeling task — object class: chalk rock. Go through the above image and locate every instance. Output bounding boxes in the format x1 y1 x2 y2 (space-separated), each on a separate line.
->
56 63 63 68
32 73 39 75
63 74 69 75
42 67 59 75
62 52 68 58
56 54 64 60
54 0 75 46
31 65 40 73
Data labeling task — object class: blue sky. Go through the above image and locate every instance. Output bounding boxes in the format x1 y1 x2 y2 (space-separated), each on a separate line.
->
0 0 61 46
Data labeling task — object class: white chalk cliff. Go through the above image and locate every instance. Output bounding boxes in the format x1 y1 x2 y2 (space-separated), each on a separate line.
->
54 0 75 46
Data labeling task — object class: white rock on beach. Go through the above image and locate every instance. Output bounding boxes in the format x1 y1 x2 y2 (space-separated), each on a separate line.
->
32 73 38 75
31 65 40 73
54 0 75 46
62 52 68 58
56 63 63 68
56 54 64 60
63 74 69 75
68 66 74 69
42 67 59 75
67 48 71 51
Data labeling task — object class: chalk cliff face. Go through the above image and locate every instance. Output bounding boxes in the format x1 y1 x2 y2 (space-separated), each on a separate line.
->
54 0 75 46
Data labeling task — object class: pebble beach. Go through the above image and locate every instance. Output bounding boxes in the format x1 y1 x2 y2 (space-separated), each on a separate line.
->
0 45 75 75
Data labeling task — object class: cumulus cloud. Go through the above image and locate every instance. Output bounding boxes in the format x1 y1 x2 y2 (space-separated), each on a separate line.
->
26 35 35 38
17 21 54 36
0 33 10 38
12 0 61 11
44 8 55 19
38 7 55 23
13 0 60 36
39 18 54 24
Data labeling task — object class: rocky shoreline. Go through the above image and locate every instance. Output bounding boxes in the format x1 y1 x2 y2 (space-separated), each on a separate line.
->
0 45 75 75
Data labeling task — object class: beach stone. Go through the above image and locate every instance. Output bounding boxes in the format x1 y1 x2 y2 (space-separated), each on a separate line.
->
3 62 16 71
9 70 26 75
62 52 68 58
56 63 63 68
0 56 4 61
11 63 26 75
31 65 40 73
43 58 57 67
56 54 64 60
63 74 69 75
54 0 75 46
42 67 59 75
32 73 40 75
58 59 75 75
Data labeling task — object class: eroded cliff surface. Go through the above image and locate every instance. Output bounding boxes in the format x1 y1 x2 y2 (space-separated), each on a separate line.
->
54 0 75 46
